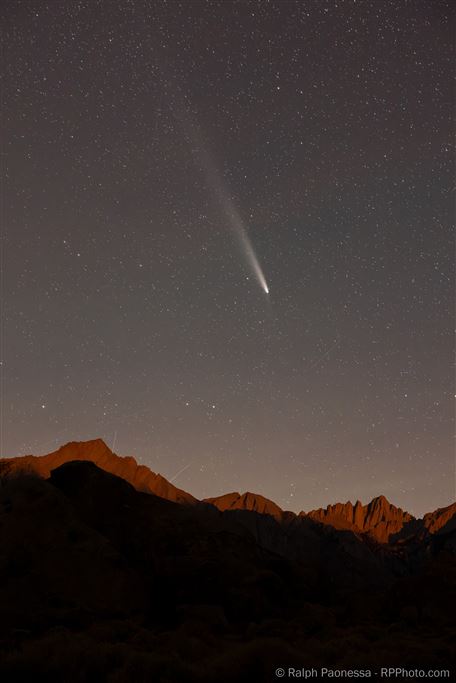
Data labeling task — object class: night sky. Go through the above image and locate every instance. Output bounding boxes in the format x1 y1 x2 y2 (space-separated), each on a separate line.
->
3 0 454 516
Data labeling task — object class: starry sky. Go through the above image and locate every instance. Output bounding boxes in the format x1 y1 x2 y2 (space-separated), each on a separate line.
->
2 0 454 516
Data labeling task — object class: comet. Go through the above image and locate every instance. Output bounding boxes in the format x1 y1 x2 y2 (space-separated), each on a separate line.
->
235 223 270 294
220 194 270 295
193 137 270 295
172 104 270 295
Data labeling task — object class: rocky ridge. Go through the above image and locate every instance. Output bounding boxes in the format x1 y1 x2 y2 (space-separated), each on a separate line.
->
0 438 196 505
1 439 454 544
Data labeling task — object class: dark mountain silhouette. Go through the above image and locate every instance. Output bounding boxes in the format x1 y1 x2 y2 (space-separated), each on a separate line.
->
0 439 454 681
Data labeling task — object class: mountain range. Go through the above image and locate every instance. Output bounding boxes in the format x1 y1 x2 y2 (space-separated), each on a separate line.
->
2 438 454 543
0 438 454 681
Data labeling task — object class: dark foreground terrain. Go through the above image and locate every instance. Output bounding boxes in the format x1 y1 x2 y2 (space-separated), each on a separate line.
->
0 442 454 682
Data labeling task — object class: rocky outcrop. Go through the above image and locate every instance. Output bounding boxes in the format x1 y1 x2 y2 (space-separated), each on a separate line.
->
423 502 456 535
204 491 284 519
0 438 196 505
304 495 414 543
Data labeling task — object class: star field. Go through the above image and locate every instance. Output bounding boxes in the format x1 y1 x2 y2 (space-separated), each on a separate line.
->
2 0 454 516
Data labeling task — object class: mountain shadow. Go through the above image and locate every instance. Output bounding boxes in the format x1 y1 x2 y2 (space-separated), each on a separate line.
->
0 441 454 681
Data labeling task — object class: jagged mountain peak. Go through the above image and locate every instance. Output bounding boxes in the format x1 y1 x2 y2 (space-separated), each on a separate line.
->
304 495 415 542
